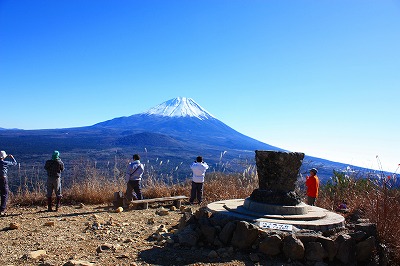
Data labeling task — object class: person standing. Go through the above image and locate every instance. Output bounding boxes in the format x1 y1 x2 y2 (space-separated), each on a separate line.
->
124 154 144 207
306 168 319 206
0 151 17 216
189 156 209 205
44 151 64 212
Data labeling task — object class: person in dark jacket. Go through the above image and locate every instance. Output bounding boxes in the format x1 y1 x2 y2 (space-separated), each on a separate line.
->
0 151 17 216
44 151 64 212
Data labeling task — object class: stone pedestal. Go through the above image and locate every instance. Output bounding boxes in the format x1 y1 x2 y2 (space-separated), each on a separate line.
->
245 150 306 214
243 200 308 215
206 150 345 231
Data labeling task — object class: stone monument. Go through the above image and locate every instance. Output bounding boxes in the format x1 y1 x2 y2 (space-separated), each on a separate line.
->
243 150 308 214
207 150 345 231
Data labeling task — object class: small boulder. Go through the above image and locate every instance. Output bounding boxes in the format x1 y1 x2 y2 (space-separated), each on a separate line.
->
27 249 46 260
63 260 95 266
219 221 236 245
335 234 356 264
259 234 282 256
231 221 259 249
282 234 305 260
44 221 55 226
305 242 328 261
356 236 376 262
9 222 20 230
96 243 114 253
178 226 199 247
156 207 169 216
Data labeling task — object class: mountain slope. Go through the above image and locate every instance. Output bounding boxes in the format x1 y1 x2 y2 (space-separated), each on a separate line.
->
92 97 281 151
90 97 361 179
0 97 378 183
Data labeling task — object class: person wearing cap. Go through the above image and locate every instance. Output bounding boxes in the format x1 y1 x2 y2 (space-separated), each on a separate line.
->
44 151 64 212
124 154 144 207
189 156 209 205
0 151 17 216
306 168 319 206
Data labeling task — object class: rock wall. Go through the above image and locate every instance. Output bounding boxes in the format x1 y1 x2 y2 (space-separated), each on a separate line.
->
174 207 379 264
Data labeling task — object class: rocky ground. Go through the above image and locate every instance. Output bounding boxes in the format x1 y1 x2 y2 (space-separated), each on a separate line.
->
0 202 277 266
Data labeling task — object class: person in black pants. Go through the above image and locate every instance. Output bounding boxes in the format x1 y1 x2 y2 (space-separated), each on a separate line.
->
124 154 144 207
189 156 209 204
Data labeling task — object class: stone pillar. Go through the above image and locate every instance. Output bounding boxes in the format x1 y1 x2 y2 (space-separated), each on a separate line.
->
249 150 304 206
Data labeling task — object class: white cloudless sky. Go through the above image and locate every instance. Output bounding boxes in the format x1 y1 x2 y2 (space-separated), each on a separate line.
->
0 0 399 172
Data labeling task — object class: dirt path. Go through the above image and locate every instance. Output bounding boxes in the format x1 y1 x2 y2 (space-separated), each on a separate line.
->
0 203 254 266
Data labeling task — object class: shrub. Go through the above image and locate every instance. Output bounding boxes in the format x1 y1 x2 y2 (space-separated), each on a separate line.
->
320 170 400 264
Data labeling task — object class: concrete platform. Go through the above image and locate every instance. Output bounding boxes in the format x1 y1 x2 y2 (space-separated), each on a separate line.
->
243 198 309 215
207 199 345 232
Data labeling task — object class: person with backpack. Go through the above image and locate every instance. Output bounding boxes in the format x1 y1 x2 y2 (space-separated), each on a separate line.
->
0 151 17 216
124 154 144 207
44 150 64 212
189 156 209 205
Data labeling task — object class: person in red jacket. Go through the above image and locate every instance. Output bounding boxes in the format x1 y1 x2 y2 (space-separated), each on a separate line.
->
306 168 319 206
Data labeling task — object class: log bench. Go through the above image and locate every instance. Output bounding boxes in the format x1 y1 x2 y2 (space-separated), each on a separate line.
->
129 195 188 209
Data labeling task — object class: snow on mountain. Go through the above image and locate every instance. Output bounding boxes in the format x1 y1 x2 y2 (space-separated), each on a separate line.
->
142 97 215 120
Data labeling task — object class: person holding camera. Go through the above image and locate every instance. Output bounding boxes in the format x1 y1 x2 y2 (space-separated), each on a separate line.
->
0 150 17 216
189 156 209 205
124 154 144 207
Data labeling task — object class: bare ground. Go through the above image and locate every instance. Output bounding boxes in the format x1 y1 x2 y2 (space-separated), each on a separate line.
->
0 203 273 266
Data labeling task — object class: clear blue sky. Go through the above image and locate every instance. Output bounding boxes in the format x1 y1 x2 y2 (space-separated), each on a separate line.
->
0 0 399 172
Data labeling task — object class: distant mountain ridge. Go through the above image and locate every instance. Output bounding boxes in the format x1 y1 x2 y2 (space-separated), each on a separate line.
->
0 97 380 184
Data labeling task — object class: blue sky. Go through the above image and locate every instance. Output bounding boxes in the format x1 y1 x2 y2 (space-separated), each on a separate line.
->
0 0 399 172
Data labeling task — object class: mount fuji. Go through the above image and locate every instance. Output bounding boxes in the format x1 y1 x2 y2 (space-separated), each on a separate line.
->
92 97 281 153
0 97 363 182
143 97 215 120
90 97 355 178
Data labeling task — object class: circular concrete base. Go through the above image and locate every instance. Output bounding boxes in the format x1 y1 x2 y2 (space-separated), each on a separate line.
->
243 197 309 215
207 199 345 232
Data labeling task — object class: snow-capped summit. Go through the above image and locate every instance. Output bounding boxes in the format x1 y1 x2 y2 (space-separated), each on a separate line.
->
142 97 215 120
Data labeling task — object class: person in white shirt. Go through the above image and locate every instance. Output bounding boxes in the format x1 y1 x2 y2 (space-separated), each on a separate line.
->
124 154 144 205
189 156 209 204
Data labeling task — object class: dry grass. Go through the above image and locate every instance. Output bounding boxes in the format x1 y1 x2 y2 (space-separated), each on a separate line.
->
8 162 400 264
318 172 400 263
357 181 400 262
11 189 46 206
204 171 258 202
